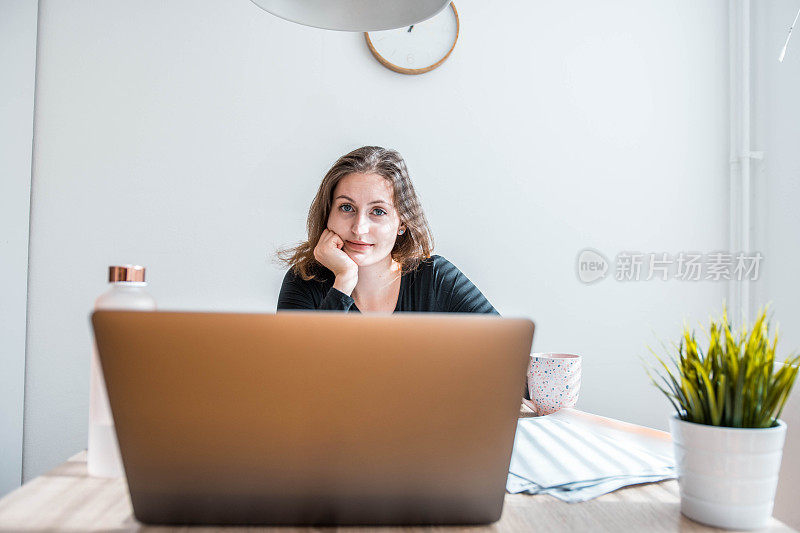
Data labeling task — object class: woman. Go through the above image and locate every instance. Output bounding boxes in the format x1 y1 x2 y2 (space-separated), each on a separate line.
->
275 146 499 315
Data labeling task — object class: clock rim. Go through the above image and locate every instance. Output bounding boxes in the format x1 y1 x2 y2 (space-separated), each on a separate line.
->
364 2 460 75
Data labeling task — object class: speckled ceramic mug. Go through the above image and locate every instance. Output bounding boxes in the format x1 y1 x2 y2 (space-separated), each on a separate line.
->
526 353 581 416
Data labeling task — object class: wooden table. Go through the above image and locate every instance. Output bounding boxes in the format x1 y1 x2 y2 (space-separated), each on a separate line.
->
0 409 793 532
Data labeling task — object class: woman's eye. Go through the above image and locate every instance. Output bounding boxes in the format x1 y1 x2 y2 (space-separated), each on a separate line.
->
339 204 386 216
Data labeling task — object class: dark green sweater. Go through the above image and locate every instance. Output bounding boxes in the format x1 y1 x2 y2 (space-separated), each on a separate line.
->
277 255 499 314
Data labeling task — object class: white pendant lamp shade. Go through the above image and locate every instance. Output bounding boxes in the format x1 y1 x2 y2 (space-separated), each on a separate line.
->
249 0 453 32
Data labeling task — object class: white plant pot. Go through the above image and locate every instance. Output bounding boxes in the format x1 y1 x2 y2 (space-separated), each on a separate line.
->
669 413 787 530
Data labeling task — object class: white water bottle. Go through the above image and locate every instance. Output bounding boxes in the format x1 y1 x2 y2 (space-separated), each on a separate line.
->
88 265 156 477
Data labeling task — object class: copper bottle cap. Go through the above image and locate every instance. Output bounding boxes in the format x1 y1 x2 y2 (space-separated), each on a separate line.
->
108 265 146 283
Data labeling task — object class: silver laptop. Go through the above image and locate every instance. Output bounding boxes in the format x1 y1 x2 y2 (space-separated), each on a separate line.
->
90 310 534 526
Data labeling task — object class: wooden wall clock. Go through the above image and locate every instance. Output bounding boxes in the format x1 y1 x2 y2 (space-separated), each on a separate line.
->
364 2 459 75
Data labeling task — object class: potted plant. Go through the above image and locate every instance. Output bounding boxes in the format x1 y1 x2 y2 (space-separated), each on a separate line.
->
644 304 799 530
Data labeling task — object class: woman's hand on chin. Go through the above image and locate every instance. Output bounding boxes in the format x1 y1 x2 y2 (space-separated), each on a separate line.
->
314 229 359 292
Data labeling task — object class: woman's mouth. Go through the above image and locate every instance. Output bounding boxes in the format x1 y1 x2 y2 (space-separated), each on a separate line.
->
346 241 374 251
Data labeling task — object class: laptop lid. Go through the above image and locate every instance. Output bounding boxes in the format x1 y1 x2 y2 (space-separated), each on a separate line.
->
91 310 534 526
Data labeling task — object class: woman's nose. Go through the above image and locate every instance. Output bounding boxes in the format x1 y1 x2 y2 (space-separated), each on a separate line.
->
351 213 370 235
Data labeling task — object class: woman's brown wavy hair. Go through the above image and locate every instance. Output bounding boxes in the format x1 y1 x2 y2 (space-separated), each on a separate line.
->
275 146 435 281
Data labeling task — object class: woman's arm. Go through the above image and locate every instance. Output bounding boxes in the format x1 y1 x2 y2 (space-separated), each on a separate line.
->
277 269 356 311
434 258 500 315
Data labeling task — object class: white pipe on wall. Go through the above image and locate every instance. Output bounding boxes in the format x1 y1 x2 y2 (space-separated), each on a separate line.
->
728 0 741 326
741 0 751 328
729 0 759 328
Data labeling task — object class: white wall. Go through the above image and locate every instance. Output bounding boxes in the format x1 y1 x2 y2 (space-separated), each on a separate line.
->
752 2 800 356
752 1 800 528
24 0 731 481
0 0 38 496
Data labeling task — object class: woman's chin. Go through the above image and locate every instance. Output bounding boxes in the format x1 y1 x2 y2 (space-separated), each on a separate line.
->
346 249 386 267
344 250 366 263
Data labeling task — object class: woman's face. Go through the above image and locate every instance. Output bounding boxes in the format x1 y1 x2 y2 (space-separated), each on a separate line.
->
327 172 406 268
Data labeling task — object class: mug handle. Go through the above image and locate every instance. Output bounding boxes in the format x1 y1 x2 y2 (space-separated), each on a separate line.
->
521 398 539 416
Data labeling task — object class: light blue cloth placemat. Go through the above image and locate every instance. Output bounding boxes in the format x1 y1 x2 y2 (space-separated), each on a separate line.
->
507 416 676 502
